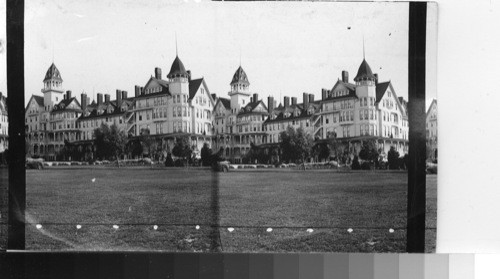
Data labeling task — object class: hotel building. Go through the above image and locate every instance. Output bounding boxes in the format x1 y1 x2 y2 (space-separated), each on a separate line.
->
25 54 408 162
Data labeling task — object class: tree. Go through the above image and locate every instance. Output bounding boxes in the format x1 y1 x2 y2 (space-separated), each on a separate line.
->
93 123 128 166
351 155 361 170
200 143 212 166
358 140 379 168
172 137 192 166
387 146 400 170
279 126 314 168
313 142 330 162
141 135 159 160
126 138 143 159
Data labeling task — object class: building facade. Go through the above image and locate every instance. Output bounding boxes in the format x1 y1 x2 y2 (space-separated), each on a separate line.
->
25 63 83 160
0 92 7 163
426 99 437 161
212 66 269 163
26 55 409 162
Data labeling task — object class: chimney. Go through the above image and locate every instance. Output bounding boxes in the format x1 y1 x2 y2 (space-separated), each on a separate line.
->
342 70 349 83
81 93 87 111
104 94 110 103
309 94 315 103
87 97 90 105
253 93 258 103
211 93 217 100
97 93 103 105
322 89 327 100
374 73 379 84
155 67 162 80
135 85 141 97
267 96 274 113
303 92 309 108
66 90 72 100
284 96 290 108
116 89 122 108
140 87 144 95
274 100 277 108
122 90 128 100
291 97 297 106
250 97 253 103
187 70 191 81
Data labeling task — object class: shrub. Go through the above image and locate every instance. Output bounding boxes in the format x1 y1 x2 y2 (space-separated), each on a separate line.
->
164 153 174 167
351 156 361 170
361 161 372 170
387 147 400 170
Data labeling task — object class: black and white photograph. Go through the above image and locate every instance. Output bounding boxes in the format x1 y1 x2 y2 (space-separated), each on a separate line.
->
1 0 437 253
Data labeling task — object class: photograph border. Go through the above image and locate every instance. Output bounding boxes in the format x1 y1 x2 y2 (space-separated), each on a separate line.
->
3 0 428 274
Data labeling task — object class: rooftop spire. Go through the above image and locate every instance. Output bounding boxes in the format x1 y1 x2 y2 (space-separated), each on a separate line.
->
363 35 365 60
175 32 178 56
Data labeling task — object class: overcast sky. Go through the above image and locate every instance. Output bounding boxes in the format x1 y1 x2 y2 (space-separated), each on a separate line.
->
0 0 436 107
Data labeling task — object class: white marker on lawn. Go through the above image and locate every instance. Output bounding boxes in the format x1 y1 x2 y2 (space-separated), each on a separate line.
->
195 225 200 230
91 178 96 182
306 228 314 233
347 228 353 233
113 225 119 230
266 228 273 232
36 224 42 229
153 225 158 230
228 227 234 232
76 225 82 229
389 228 394 233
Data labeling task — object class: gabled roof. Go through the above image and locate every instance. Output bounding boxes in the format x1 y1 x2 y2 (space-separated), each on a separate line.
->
217 97 231 110
237 100 268 116
31 95 45 107
189 78 204 100
52 97 82 112
188 78 215 106
354 59 376 82
43 63 63 82
167 56 188 78
426 99 437 117
264 102 316 124
375 81 391 103
135 76 170 99
326 80 357 100
0 94 6 113
230 66 250 85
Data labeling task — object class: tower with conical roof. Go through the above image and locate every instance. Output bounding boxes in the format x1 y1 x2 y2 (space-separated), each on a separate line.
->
167 55 190 95
228 66 251 112
354 58 377 100
41 63 64 110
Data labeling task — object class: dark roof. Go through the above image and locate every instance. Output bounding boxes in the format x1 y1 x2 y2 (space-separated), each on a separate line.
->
189 78 204 100
43 63 63 82
167 56 188 78
325 80 357 101
237 100 268 116
136 76 170 99
230 66 250 85
353 59 376 82
375 81 391 102
218 97 231 110
52 97 82 112
32 95 45 106
78 102 124 120
264 103 316 124
426 99 437 117
0 94 6 113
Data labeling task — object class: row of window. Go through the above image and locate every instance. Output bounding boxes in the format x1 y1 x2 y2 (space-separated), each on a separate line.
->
359 97 375 107
340 111 354 122
360 124 378 136
360 109 377 121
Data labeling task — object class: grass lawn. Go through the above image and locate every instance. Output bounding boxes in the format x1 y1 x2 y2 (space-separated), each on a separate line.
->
3 167 437 252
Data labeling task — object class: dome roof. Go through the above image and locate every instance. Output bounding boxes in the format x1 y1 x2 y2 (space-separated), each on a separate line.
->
167 56 188 78
353 59 376 82
230 66 250 85
43 63 63 82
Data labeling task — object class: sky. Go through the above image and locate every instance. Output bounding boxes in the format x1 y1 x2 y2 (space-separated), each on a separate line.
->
0 0 436 108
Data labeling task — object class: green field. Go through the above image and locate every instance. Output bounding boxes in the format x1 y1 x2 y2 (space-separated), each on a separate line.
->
2 167 436 252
